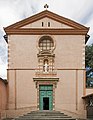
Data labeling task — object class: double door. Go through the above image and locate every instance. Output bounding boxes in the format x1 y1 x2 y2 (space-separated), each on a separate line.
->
39 85 53 110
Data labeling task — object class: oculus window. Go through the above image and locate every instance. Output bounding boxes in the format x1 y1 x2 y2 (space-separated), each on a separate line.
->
39 36 54 51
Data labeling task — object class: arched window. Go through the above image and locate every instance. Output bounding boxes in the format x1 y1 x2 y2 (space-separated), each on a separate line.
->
39 36 54 51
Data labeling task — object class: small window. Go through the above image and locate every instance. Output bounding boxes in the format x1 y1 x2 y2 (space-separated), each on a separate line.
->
48 22 50 27
42 22 44 27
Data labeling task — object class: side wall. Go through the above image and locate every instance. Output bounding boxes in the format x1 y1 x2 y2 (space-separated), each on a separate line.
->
0 79 7 118
86 89 93 95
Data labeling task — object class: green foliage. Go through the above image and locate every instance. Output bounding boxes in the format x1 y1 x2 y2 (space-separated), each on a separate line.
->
85 44 93 68
85 44 93 88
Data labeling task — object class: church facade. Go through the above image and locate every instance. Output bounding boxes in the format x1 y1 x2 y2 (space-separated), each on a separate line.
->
4 10 90 118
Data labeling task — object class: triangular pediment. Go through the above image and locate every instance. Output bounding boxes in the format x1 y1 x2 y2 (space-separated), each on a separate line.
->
4 10 89 35
6 10 86 29
21 17 73 29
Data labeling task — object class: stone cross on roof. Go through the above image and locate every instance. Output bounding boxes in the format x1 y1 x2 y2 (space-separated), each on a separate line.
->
44 4 49 9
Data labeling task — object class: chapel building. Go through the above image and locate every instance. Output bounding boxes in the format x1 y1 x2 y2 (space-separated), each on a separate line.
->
4 9 92 119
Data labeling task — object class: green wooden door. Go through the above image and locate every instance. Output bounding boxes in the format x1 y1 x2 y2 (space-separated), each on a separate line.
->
39 85 53 110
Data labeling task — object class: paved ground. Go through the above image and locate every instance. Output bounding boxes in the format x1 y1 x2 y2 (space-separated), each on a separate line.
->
2 117 93 120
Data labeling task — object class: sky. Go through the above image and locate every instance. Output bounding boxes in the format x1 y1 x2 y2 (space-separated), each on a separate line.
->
0 0 93 79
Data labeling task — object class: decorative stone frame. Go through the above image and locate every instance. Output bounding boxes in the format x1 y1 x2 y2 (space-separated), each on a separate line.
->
36 35 56 76
37 34 56 53
33 78 59 110
36 54 56 76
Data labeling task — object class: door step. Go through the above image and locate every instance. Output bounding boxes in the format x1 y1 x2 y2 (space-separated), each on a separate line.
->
3 111 77 120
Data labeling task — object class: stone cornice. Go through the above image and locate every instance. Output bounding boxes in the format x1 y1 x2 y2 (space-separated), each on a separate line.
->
33 78 59 81
5 28 89 35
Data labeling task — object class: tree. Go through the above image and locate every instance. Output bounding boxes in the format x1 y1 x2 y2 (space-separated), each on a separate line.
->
85 44 93 87
85 44 93 68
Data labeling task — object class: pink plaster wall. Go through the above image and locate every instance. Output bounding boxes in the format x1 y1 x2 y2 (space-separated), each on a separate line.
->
0 78 7 116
